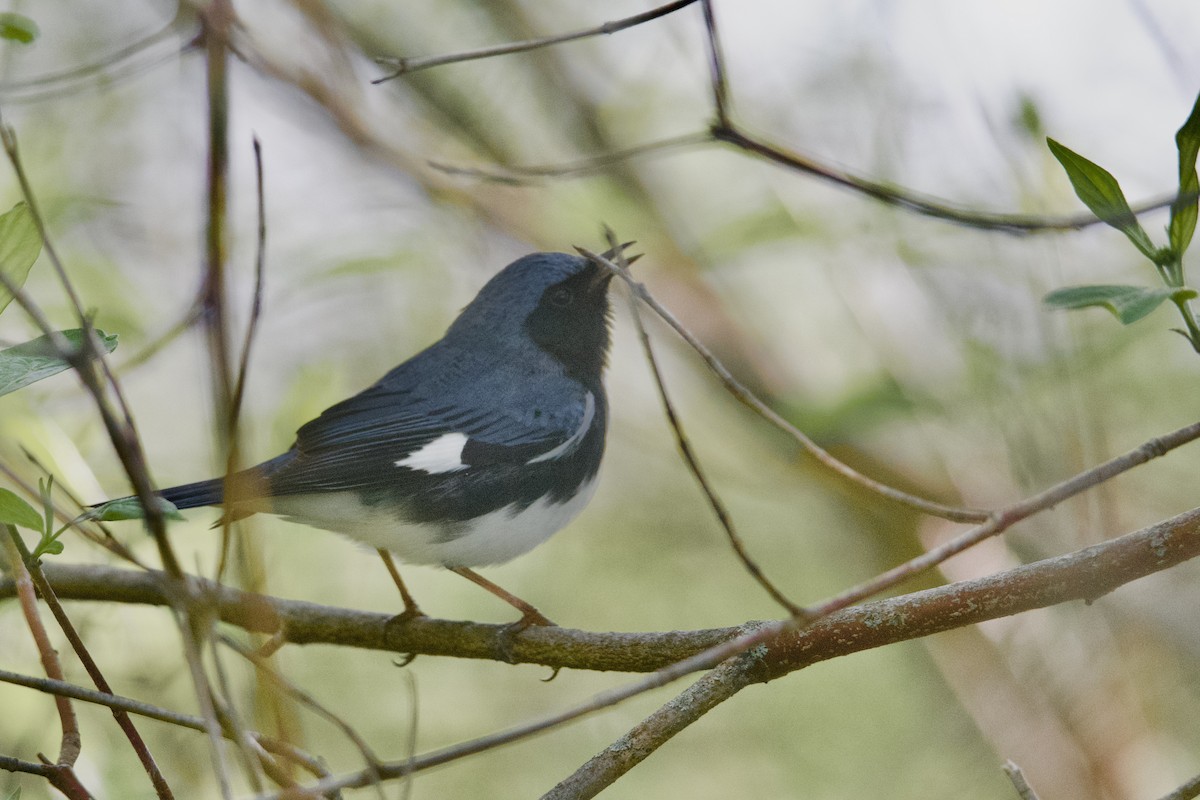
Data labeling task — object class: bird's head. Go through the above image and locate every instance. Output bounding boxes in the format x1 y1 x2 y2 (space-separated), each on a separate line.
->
446 251 620 383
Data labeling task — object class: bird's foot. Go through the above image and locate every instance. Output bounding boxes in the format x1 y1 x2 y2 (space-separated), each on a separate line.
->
491 609 556 663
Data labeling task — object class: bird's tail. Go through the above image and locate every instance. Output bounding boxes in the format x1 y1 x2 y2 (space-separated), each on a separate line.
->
158 477 226 510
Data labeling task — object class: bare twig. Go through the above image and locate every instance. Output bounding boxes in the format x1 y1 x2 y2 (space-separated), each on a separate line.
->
372 0 699 82
8 532 174 798
429 131 711 183
584 245 987 523
0 667 333 784
220 634 386 778
700 0 729 125
541 650 757 800
0 455 146 568
216 134 269 583
1003 760 1043 800
583 239 803 616
710 121 1184 233
0 125 181 577
0 12 191 104
2 527 91 798
806 418 1200 618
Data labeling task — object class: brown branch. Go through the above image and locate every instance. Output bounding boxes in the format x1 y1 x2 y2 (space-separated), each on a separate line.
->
2 528 92 799
6 504 1198 671
806 418 1200 618
3 499 1196 799
8 531 174 798
537 506 1200 798
0 667 334 786
242 505 1200 798
709 121 1182 233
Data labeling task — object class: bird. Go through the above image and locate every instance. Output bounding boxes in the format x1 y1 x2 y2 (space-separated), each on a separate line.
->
115 248 630 627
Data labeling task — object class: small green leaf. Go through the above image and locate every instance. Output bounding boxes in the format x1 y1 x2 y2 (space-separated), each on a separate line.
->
1043 284 1192 324
0 13 37 44
0 202 42 316
35 539 64 556
1170 92 1200 257
0 328 119 396
88 496 184 522
0 487 44 532
1047 138 1157 259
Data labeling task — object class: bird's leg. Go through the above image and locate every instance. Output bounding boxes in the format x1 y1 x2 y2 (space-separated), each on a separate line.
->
377 548 425 622
449 566 555 628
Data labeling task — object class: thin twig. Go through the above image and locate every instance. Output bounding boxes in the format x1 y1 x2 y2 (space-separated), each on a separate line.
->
0 13 190 103
429 131 711 184
9 532 174 799
0 125 181 576
805 418 1200 618
216 134 269 583
583 245 987 523
584 239 803 616
711 122 1184 233
220 634 386 777
0 666 332 783
192 5 240 797
0 455 146 568
542 652 757 800
700 0 729 125
1 527 92 796
1003 760 1043 800
372 0 699 82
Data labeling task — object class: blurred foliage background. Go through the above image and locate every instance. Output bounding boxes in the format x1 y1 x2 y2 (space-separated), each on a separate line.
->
2 1 1200 798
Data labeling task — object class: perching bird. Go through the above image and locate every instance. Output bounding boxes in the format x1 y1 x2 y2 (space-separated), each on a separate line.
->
124 249 627 626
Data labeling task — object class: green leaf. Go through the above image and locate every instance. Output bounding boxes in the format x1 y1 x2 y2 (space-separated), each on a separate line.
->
37 539 64 556
1047 138 1157 259
1043 284 1195 324
0 328 118 396
1170 92 1200 257
0 487 44 532
0 202 42 316
88 496 184 522
0 13 37 44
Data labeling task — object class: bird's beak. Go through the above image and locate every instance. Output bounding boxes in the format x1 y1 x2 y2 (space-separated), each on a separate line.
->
585 242 641 291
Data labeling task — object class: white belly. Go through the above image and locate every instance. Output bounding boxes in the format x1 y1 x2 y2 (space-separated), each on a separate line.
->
268 477 598 568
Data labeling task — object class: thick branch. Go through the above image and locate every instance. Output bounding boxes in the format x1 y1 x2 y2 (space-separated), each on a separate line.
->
2 507 1198 681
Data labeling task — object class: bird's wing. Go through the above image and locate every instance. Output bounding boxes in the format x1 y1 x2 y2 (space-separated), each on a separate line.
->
263 378 594 496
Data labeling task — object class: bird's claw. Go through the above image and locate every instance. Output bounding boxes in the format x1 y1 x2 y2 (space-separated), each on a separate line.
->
491 610 556 663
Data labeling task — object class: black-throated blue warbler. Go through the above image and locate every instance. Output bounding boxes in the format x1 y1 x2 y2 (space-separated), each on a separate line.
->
111 249 630 626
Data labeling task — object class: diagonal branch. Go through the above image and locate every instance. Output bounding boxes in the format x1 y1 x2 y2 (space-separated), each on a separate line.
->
372 0 700 82
539 505 1200 798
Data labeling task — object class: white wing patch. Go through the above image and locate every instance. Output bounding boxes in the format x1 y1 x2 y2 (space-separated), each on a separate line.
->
394 432 469 474
527 391 594 465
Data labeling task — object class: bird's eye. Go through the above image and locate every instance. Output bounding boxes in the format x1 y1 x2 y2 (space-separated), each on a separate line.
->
549 287 574 307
